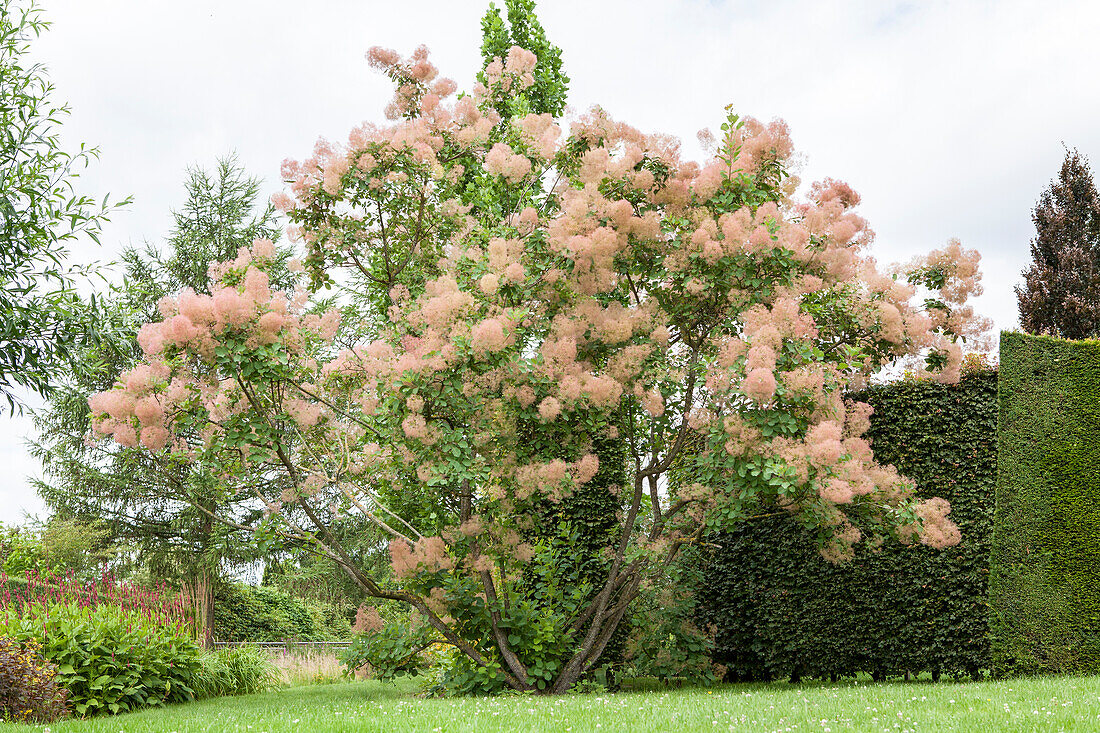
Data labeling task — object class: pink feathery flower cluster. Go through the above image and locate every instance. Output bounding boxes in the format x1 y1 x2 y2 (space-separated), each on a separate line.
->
366 44 446 120
285 398 323 428
511 454 600 503
902 497 962 549
537 396 562 421
504 46 537 76
87 238 338 457
482 45 537 93
352 604 386 634
133 243 304 363
87 362 171 450
389 536 454 580
470 317 509 354
515 113 561 160
820 521 863 563
742 369 777 403
485 142 533 182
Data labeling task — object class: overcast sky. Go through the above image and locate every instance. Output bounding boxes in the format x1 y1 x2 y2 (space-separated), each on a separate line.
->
3 0 1098 523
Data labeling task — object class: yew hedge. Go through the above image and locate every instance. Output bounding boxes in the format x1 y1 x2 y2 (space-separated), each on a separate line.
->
989 332 1100 676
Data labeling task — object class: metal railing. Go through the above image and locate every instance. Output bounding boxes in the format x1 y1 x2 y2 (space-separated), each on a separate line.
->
212 640 352 649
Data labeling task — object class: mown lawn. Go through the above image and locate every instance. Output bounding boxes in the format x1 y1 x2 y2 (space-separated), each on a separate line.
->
5 675 1100 732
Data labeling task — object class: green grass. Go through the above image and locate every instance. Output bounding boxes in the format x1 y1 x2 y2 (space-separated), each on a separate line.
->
6 675 1100 732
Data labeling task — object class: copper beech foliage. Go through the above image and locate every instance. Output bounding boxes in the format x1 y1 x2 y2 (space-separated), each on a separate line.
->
87 44 988 692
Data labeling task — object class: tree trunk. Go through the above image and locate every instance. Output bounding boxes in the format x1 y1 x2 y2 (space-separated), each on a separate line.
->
201 569 215 648
198 512 216 649
190 569 215 649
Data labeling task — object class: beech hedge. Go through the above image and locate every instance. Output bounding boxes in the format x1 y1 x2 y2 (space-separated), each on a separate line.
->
698 370 996 681
989 332 1100 676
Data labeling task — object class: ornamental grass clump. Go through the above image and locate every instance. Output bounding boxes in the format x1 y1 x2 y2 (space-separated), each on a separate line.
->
271 646 347 686
193 645 282 698
87 27 990 694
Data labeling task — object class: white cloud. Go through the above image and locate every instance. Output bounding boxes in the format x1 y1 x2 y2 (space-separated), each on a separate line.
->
5 0 1098 522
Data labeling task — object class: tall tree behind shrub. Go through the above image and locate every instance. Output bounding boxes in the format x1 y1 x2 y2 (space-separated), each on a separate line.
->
698 369 997 681
989 331 1100 676
31 157 286 647
1016 149 1100 339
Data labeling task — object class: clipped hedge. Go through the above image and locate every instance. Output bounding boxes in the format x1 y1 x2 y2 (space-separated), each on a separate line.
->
989 332 1100 676
213 582 350 643
698 371 996 681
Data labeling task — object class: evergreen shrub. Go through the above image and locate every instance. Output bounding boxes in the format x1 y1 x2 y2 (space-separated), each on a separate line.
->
989 331 1100 675
698 370 997 681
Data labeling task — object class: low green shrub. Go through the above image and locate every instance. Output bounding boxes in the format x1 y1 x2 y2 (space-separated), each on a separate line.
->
191 649 234 699
0 602 203 716
341 621 435 684
0 636 70 723
623 547 718 686
419 644 512 697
